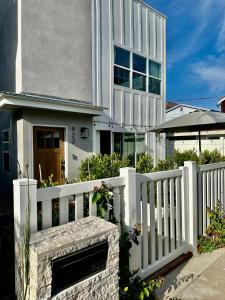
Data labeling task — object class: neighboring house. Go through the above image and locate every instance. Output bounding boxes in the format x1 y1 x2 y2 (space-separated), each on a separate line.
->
0 0 166 199
165 103 225 156
218 96 225 112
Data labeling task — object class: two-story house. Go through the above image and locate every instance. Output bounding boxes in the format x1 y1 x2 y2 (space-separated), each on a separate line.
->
0 0 166 199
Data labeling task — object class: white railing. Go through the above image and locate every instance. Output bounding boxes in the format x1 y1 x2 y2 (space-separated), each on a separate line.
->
13 176 125 241
15 161 225 283
197 162 225 236
128 166 190 279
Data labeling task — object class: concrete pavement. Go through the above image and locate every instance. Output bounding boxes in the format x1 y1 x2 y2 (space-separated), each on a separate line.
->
157 248 225 300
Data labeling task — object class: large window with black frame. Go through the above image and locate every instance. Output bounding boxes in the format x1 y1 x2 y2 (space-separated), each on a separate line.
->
114 46 161 96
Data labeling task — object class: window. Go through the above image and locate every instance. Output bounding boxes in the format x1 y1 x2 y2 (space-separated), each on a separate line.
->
2 129 10 172
114 46 161 95
133 54 146 73
114 66 130 88
133 72 146 91
149 60 161 95
114 47 130 68
113 132 146 166
114 47 130 88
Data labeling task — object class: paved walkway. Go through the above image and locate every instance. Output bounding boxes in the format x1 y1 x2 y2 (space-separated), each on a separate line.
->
157 248 225 300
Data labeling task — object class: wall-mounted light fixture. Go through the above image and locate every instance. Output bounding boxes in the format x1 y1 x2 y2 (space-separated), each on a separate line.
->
81 127 89 138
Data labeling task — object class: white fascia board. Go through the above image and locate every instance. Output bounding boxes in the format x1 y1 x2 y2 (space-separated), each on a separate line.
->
218 96 225 105
0 96 104 116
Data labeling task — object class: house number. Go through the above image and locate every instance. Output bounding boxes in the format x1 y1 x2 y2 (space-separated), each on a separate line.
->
72 127 76 145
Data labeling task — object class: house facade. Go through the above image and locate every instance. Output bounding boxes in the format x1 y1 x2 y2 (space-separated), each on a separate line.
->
0 0 166 197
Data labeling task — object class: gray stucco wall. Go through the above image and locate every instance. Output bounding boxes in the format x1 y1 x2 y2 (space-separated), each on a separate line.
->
0 110 18 208
21 0 92 102
18 109 93 180
0 0 18 92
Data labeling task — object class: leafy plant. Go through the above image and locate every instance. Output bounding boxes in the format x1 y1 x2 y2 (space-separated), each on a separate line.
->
79 153 130 181
152 159 174 172
120 276 164 300
173 149 199 167
199 149 225 165
92 182 114 219
136 153 154 174
198 202 225 254
40 174 59 188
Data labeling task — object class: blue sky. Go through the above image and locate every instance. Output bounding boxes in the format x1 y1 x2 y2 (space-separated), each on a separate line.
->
147 0 225 110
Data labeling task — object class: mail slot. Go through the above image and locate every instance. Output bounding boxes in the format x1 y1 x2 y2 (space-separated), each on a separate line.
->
51 240 109 296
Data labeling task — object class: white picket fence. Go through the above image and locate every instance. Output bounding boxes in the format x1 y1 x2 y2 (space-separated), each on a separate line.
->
13 161 225 281
197 162 225 236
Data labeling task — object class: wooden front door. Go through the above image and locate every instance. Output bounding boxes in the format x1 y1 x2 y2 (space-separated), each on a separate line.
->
33 127 65 184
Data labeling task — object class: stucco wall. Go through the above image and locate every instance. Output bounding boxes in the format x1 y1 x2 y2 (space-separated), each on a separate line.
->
21 0 92 102
0 110 18 207
17 109 93 180
0 0 18 92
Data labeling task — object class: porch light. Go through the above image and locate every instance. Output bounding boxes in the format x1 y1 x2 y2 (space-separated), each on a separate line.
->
81 127 89 138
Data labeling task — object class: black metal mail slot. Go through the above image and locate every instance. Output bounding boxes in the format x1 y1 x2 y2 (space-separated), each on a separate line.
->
51 241 108 296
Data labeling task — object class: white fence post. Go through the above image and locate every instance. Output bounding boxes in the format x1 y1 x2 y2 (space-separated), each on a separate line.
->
13 178 38 241
120 167 142 275
180 165 189 252
184 161 198 252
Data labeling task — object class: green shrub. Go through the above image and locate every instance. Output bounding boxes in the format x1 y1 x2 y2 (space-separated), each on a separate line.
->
136 153 154 174
199 149 225 165
79 153 130 181
173 149 199 167
198 202 225 254
153 159 174 172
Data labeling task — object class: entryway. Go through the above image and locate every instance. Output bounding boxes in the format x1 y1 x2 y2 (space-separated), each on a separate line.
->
33 127 65 184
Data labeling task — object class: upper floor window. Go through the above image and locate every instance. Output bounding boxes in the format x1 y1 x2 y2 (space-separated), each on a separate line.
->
114 47 130 68
2 129 10 173
114 46 161 96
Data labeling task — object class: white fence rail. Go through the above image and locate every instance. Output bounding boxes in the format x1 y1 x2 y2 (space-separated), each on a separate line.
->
197 162 225 236
14 161 225 284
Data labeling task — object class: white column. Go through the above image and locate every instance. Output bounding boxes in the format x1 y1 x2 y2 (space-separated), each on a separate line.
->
13 178 38 241
120 167 141 275
184 161 198 252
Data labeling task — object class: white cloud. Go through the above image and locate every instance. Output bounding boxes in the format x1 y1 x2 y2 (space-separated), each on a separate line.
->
216 15 225 52
191 55 225 93
167 0 225 68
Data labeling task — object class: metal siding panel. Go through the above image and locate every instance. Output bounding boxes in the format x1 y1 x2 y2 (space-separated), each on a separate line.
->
133 1 141 51
141 7 148 55
156 16 162 61
113 0 122 43
156 99 162 125
124 91 132 126
141 95 147 127
101 0 111 110
124 0 131 48
114 89 122 124
149 11 156 59
133 93 140 125
149 97 156 126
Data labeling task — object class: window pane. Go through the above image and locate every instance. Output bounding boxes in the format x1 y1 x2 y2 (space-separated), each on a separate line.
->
133 54 146 73
123 133 135 166
133 72 146 91
114 132 123 156
53 131 60 148
149 60 161 78
114 47 130 68
3 152 9 172
149 77 161 95
45 132 53 148
114 66 130 88
3 131 9 142
37 131 45 149
136 134 145 153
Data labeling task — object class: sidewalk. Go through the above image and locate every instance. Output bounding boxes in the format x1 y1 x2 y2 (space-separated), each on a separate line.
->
157 248 225 300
